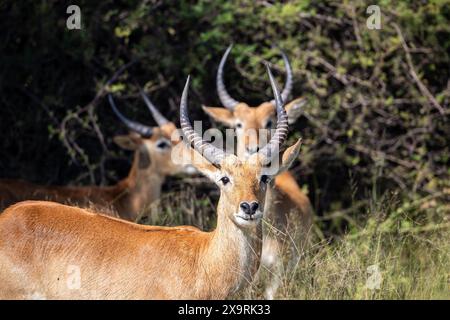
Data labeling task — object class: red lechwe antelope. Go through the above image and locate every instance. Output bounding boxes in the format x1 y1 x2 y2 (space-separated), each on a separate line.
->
203 45 313 299
0 91 193 221
0 67 302 299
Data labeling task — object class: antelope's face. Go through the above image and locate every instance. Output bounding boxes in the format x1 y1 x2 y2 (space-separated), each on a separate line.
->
113 123 190 176
108 92 196 177
204 44 306 158
145 123 191 175
214 156 269 228
203 102 276 158
190 140 301 230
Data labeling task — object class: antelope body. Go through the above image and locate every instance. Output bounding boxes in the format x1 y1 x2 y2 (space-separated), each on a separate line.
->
0 91 191 221
0 198 259 299
0 68 301 300
203 45 313 298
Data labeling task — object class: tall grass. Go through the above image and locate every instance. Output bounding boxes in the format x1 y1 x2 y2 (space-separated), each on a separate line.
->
252 220 449 299
141 183 449 300
247 190 449 299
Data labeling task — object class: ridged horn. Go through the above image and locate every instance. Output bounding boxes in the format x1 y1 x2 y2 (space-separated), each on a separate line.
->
279 48 293 103
139 89 169 127
270 47 293 104
108 94 153 138
180 76 226 166
216 44 239 110
258 65 289 162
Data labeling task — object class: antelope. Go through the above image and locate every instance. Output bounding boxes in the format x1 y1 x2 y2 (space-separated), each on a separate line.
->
0 90 193 222
202 45 313 299
0 67 302 300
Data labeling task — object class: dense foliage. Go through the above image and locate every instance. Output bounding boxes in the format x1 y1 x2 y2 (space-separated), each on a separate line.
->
1 1 448 235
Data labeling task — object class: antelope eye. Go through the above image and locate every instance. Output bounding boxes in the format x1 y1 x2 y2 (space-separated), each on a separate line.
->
236 122 242 129
265 120 273 128
261 175 270 184
156 140 170 149
220 176 230 185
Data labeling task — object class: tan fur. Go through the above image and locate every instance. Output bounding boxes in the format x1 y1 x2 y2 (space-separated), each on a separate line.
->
203 100 313 299
0 143 300 300
0 123 188 222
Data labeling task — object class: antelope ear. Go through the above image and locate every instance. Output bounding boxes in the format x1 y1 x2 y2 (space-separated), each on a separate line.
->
202 106 235 127
113 134 141 150
279 138 302 173
285 97 307 124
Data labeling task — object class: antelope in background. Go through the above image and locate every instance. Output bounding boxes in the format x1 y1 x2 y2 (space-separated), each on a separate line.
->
0 90 193 222
0 68 302 299
202 45 313 299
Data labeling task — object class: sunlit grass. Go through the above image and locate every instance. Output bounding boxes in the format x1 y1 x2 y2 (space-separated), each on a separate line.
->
142 185 449 300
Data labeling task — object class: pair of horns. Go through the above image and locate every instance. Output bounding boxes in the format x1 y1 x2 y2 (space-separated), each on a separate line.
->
108 89 169 138
217 44 293 110
181 65 288 165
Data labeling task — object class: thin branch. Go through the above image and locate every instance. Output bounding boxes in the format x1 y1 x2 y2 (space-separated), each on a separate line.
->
392 23 445 115
60 58 140 163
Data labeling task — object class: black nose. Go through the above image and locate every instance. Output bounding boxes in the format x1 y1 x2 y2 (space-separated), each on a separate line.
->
240 201 259 215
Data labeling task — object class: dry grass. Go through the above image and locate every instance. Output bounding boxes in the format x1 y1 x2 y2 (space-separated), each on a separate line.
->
256 225 450 299
138 183 450 300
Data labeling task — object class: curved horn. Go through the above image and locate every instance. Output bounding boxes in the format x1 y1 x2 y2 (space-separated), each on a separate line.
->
139 89 169 127
180 76 226 166
279 48 293 103
258 65 289 162
269 47 293 104
216 44 239 110
108 94 153 138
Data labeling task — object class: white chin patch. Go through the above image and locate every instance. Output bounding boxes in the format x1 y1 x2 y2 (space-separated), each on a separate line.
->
234 211 263 227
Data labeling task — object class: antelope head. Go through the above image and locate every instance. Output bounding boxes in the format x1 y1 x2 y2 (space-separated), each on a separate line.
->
108 91 192 177
181 66 302 229
203 44 306 158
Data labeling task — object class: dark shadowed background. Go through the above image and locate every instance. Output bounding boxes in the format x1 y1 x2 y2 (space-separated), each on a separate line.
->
0 1 449 236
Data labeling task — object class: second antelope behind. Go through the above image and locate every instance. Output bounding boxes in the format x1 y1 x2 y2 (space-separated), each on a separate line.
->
203 45 314 299
0 90 192 222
